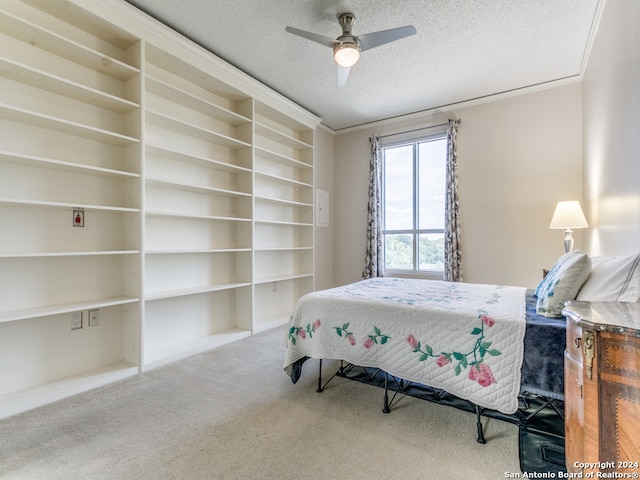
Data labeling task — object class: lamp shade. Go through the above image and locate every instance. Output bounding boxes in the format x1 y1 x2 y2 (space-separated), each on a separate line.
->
549 201 589 229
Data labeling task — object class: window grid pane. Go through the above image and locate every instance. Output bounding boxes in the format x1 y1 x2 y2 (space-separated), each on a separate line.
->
418 139 447 230
383 145 414 231
418 233 445 271
384 233 414 270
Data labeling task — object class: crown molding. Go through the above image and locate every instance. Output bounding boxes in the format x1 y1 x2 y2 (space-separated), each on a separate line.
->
332 75 582 136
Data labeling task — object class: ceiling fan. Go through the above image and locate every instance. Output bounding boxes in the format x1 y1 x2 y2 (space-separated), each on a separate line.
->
285 13 416 87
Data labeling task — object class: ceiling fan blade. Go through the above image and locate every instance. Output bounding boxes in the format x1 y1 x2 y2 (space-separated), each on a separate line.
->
337 65 350 87
357 25 416 52
285 26 339 48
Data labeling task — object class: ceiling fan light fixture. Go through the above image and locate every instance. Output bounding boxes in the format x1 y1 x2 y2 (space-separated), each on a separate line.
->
333 43 360 67
286 12 415 86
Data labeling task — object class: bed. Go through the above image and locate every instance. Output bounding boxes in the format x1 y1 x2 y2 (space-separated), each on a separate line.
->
284 250 640 445
284 278 565 412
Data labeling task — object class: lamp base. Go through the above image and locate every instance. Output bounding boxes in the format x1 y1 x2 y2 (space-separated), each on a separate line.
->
563 229 575 253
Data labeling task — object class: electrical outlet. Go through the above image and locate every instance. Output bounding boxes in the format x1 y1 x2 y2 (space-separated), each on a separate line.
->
88 309 99 327
272 281 277 292
71 311 83 330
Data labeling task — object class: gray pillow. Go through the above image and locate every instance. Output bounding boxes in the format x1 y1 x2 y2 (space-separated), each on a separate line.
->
536 250 591 317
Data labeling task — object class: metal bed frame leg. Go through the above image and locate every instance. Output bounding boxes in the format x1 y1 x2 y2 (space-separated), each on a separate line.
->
475 405 486 444
383 372 391 413
317 360 351 393
317 359 323 392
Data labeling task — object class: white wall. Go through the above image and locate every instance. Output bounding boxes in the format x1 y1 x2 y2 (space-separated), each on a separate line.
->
455 85 583 287
582 0 640 256
333 84 583 289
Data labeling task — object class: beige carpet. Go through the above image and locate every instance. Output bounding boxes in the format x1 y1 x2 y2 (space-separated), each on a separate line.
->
0 326 522 479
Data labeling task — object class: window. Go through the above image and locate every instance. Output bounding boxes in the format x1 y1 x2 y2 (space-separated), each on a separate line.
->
382 131 447 277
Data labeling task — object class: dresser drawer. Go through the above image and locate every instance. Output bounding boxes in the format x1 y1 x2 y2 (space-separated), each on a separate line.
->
599 332 640 378
566 319 583 364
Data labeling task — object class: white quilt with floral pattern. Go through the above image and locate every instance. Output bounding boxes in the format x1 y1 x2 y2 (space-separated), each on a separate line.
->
284 278 527 414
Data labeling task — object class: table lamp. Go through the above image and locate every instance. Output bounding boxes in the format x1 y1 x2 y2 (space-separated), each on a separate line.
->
549 200 589 253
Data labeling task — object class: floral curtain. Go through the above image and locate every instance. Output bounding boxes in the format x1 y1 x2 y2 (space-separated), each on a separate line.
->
444 119 462 282
362 135 384 278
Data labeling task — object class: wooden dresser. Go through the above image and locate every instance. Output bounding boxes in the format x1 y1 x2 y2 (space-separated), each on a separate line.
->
563 301 640 476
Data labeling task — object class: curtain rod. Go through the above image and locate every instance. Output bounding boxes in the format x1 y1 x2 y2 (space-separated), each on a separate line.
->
378 119 460 140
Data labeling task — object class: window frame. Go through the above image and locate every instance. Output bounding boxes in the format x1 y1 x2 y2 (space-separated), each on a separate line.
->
381 129 447 280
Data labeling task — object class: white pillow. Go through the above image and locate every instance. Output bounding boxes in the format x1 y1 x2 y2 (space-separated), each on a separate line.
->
536 250 592 317
576 251 640 302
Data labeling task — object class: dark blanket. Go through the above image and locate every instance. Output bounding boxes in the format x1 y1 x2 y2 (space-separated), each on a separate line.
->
520 290 565 399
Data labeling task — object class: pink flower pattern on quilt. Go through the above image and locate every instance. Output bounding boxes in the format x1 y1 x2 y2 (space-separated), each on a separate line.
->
468 362 496 387
334 324 391 348
288 310 501 387
407 309 502 388
288 319 321 345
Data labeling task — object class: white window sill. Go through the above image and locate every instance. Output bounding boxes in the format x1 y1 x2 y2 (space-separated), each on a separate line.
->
384 270 444 281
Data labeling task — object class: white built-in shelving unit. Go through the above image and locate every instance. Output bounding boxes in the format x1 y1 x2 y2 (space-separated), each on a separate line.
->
253 102 315 332
0 0 318 419
142 45 255 367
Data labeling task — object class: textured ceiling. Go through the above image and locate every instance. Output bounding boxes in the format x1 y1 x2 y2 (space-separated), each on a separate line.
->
125 0 601 131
